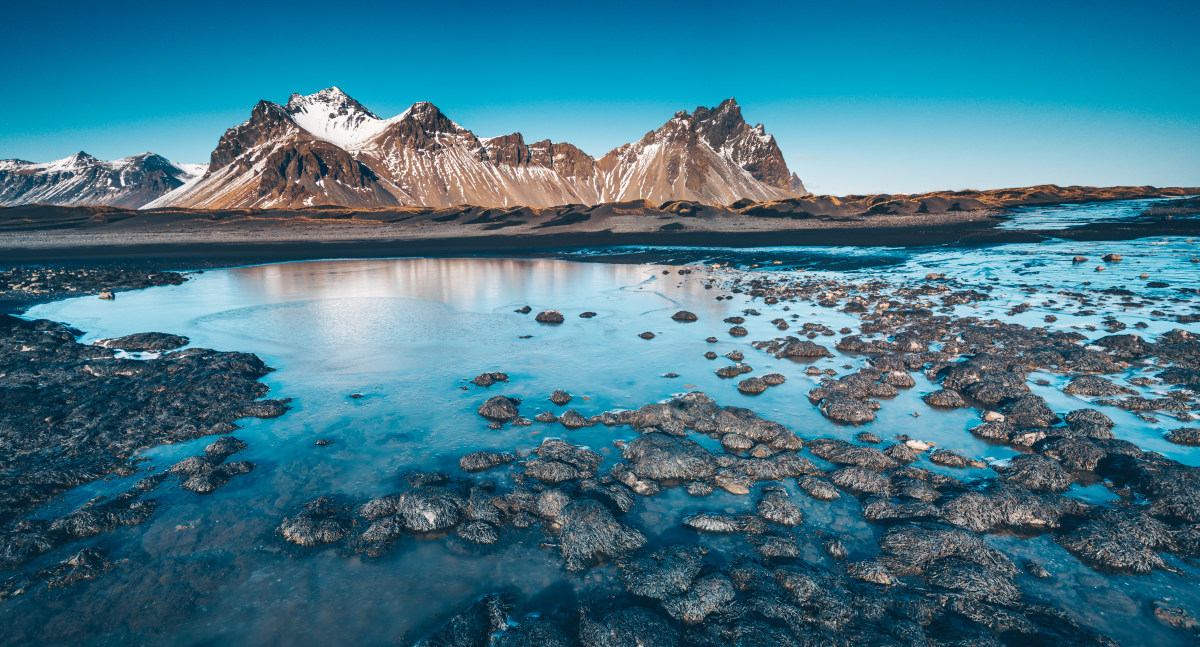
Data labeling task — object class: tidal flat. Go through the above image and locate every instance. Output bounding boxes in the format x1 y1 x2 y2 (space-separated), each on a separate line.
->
2 200 1200 646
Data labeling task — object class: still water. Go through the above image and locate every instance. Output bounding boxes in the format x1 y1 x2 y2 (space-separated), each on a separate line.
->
14 232 1200 645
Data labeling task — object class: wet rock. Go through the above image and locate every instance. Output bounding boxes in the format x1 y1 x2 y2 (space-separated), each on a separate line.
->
824 538 848 559
477 396 520 422
737 377 768 395
817 397 877 425
925 557 1019 604
579 311 597 318
1165 428 1200 446
938 480 1070 534
558 409 592 429
671 311 698 322
661 573 735 624
638 332 656 339
725 350 745 361
881 370 916 388
622 433 716 482
516 305 532 313
713 469 753 495
40 548 112 589
620 543 705 599
535 310 564 324
1102 253 1122 262
807 439 898 472
414 592 512 647
879 522 1016 576
721 433 754 453
0 316 282 526
494 615 573 647
923 389 968 408
394 488 465 533
470 371 509 387
534 411 557 423
1063 375 1134 396
883 443 918 464
861 497 939 522
459 451 516 473
1002 395 1061 428
830 466 894 498
715 364 753 378
97 332 188 352
179 460 255 494
855 431 882 444
1054 507 1175 574
729 326 748 337
279 498 353 546
761 373 786 386
205 435 247 455
846 560 893 585
685 481 713 497
796 474 841 501
1065 408 1115 430
754 337 834 359
1152 601 1200 633
716 454 819 485
928 448 980 469
995 454 1074 493
756 485 803 527
1024 561 1051 578
1095 333 1154 360
549 390 572 405
682 513 743 535
455 520 499 545
703 351 718 360
579 607 678 647
555 500 646 571
1036 437 1108 473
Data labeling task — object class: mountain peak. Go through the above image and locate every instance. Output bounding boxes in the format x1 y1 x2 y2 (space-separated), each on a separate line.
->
284 87 383 148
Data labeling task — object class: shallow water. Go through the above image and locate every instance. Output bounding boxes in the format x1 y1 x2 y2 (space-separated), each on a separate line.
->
13 213 1200 645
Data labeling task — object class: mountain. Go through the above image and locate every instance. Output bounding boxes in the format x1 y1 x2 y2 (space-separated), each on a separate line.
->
1 90 807 209
166 89 807 208
0 152 205 208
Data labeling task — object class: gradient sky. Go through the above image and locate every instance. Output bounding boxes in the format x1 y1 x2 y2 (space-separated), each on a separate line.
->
2 0 1197 195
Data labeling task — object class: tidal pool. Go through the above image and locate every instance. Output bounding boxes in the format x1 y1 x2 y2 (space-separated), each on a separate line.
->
13 232 1200 646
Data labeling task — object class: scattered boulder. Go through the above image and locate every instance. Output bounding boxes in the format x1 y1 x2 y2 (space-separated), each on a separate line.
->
478 396 520 422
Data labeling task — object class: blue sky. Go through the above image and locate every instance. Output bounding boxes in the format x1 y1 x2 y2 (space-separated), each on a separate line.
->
2 0 1197 195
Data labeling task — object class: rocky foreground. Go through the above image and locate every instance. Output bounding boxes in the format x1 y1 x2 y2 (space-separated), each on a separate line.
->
266 262 1200 645
0 273 288 598
3 256 1200 644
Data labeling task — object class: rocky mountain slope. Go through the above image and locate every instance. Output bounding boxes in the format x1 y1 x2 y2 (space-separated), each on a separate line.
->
0 153 205 208
165 88 808 209
2 90 807 209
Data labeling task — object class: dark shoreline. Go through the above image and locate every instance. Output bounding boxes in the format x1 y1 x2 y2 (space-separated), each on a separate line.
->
5 213 1198 268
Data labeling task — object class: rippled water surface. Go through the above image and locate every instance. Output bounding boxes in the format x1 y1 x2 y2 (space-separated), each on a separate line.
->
15 212 1200 645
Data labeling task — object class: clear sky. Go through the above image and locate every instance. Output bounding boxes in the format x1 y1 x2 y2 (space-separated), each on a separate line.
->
2 0 1197 195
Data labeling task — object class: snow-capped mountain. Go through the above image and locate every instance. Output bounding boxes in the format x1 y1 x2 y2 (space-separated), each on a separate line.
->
0 152 206 208
166 89 807 208
2 89 807 209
